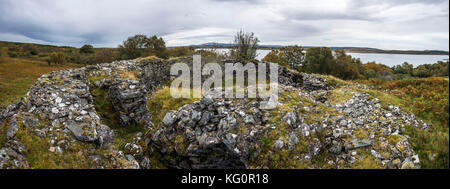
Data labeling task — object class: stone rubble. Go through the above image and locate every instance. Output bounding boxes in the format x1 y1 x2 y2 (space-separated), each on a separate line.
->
0 57 432 169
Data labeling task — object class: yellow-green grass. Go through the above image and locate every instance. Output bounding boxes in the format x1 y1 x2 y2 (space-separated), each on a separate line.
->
0 56 80 107
147 87 200 129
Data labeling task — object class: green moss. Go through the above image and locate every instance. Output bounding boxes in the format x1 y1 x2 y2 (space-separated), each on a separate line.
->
387 134 407 145
350 149 384 169
328 88 357 105
14 119 95 168
147 88 199 129
174 134 188 152
354 128 370 140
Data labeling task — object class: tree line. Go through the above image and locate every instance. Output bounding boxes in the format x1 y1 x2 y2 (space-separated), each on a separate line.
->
262 46 449 80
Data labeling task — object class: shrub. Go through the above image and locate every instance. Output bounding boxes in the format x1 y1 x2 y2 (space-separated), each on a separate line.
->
362 62 393 80
412 61 448 77
303 47 335 74
167 46 195 57
80 44 94 54
8 45 20 52
22 44 39 55
92 49 117 64
262 46 306 69
392 62 413 75
7 51 18 58
262 49 286 65
72 53 92 65
47 52 66 66
329 50 363 80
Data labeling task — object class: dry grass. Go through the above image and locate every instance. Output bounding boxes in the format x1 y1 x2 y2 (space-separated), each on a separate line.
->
0 56 80 107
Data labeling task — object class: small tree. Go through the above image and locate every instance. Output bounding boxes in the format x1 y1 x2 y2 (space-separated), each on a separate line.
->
392 62 413 75
146 35 168 58
304 47 335 74
80 44 94 54
231 30 259 62
119 34 150 60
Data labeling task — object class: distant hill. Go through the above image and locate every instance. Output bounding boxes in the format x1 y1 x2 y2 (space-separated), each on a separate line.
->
191 42 284 49
191 42 449 55
1 40 448 55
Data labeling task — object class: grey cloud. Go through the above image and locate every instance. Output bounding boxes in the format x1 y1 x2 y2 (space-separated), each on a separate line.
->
0 0 447 50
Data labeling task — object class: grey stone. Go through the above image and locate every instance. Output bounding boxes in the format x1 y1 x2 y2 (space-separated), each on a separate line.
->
289 132 299 146
162 111 178 126
274 139 284 150
66 122 97 142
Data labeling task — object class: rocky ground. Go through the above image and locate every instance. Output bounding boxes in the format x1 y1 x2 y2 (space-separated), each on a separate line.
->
0 57 431 169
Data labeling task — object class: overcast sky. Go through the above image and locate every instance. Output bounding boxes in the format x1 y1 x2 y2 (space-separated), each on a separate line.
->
0 0 448 50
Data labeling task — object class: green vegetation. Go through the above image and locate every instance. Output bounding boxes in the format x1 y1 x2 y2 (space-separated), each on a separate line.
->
166 46 196 58
262 45 305 69
47 52 66 66
147 88 200 128
248 88 336 168
7 115 95 168
79 44 94 54
0 54 80 107
359 77 449 169
230 30 259 62
263 46 449 81
118 34 168 60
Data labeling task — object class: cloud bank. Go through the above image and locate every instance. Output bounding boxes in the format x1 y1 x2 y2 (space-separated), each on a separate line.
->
0 0 448 50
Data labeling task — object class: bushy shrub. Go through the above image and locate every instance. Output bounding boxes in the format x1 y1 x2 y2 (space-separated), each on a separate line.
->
392 62 413 75
262 46 306 69
92 49 117 64
362 62 393 80
22 44 39 56
262 49 286 66
411 61 448 77
7 51 18 58
331 50 363 80
8 45 20 52
80 44 94 54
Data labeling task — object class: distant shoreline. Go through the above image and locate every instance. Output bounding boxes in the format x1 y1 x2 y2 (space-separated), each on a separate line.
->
2 40 448 56
344 50 449 56
193 45 449 56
